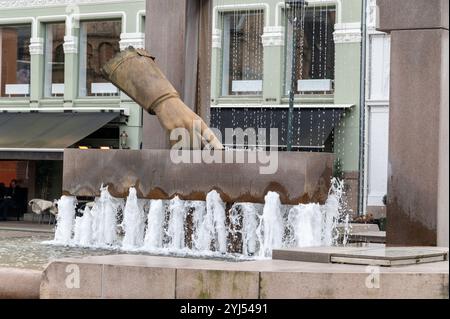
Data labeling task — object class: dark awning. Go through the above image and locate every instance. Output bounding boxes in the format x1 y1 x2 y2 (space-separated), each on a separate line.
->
0 112 119 160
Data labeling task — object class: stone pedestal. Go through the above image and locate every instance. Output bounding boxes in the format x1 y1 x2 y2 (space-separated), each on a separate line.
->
377 0 449 246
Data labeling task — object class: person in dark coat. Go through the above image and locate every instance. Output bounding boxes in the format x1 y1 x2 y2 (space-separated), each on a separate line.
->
0 180 20 221
0 183 6 221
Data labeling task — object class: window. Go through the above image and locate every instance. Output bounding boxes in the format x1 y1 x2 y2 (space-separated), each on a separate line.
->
44 23 65 97
285 6 336 95
221 11 264 96
0 24 31 97
79 20 121 97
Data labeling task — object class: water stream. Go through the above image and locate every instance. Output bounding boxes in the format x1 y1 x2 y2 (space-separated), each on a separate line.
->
50 178 349 259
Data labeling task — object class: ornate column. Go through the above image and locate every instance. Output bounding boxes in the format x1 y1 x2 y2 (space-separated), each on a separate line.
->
29 36 44 107
261 26 285 104
63 33 78 108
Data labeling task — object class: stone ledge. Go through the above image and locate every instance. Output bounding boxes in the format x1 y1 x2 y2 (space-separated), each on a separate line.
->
0 267 42 299
273 246 448 266
38 254 449 299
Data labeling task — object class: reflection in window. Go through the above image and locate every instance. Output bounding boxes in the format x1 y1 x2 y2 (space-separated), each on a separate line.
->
79 20 121 97
221 11 264 96
0 25 31 97
44 23 65 97
285 6 336 95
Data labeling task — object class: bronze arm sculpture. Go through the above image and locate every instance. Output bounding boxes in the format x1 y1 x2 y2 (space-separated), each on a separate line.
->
101 46 223 150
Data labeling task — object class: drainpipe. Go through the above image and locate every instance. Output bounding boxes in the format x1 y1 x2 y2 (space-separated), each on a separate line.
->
357 0 368 216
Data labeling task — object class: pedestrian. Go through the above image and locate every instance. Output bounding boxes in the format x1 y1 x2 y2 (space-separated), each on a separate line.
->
0 183 6 221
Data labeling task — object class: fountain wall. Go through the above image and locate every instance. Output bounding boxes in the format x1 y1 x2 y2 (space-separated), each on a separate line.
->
62 149 333 205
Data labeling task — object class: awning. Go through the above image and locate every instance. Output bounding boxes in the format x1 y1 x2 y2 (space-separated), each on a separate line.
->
0 112 119 160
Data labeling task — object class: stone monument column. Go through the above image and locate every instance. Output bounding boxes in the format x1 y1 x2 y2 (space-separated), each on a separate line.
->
377 0 449 246
143 0 212 149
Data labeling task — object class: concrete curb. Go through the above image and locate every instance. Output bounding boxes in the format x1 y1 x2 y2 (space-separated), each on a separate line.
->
0 267 42 299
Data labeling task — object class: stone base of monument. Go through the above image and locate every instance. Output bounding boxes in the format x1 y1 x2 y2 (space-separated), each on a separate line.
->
272 246 448 267
39 254 449 299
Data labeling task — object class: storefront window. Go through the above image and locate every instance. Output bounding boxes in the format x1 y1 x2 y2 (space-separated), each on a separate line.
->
44 23 65 97
79 20 121 97
285 6 336 95
0 25 31 97
221 11 264 96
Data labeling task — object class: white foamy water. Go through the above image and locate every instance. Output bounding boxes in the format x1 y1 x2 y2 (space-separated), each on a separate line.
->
166 196 186 250
288 203 323 247
143 200 165 249
121 187 145 249
77 206 94 246
91 186 124 247
256 192 284 258
206 190 227 254
52 178 349 258
54 196 77 244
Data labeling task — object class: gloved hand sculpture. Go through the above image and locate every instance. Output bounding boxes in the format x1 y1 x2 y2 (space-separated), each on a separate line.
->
102 46 223 150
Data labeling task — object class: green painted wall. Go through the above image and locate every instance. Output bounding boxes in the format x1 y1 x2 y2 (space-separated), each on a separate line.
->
211 0 363 172
334 0 363 173
0 0 145 150
1 0 364 169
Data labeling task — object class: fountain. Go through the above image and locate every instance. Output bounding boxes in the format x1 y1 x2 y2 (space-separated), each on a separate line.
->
3 0 446 300
51 178 349 259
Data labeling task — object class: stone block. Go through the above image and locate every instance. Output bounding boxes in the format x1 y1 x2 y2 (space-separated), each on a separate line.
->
63 149 334 205
0 268 41 299
260 271 449 299
176 269 259 299
40 262 102 299
102 265 175 299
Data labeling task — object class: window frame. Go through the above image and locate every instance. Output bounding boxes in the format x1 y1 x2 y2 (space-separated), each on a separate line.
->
283 4 337 97
43 22 66 99
0 23 32 99
77 18 122 98
219 10 265 98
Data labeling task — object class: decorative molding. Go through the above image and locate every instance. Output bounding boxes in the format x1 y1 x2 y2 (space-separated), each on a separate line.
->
261 26 285 47
367 0 385 35
0 106 130 116
212 28 221 49
275 0 343 26
119 32 145 51
63 35 78 54
213 3 270 29
334 23 362 43
366 101 389 110
0 0 138 9
211 103 353 109
29 37 44 55
367 0 377 29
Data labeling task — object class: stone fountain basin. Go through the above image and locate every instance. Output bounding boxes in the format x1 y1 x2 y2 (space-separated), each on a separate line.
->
63 149 334 205
39 254 449 299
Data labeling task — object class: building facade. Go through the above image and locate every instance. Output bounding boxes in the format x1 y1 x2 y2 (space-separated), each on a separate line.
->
209 0 366 213
0 0 145 212
363 0 390 217
0 0 389 218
